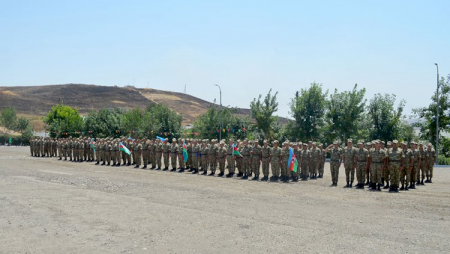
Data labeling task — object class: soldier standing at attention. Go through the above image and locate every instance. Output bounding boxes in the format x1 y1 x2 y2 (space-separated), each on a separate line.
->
200 140 209 175
325 141 342 186
132 139 141 168
270 140 282 182
400 142 413 191
186 139 193 171
111 139 118 166
343 139 357 188
261 140 271 181
318 144 325 178
355 141 369 189
365 142 372 185
177 139 186 173
95 139 101 165
57 139 62 160
241 140 251 180
149 139 156 169
281 141 291 183
290 143 300 182
208 139 218 176
226 139 236 178
191 139 200 174
425 143 436 183
63 140 68 161
163 138 170 170
217 141 227 177
368 141 384 191
170 139 178 171
300 143 311 181
387 140 403 192
155 139 163 170
417 143 427 185
410 141 421 189
251 140 262 181
105 140 111 166
382 141 392 187
309 142 320 179
235 141 244 177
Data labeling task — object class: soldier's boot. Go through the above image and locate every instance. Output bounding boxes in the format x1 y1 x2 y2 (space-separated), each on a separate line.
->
208 171 215 176
377 184 382 191
261 175 268 181
242 174 248 179
365 178 369 186
400 184 405 191
236 172 243 177
284 176 289 183
178 168 185 173
269 176 275 181
404 184 409 191
416 180 420 185
395 185 400 192
381 177 384 186
127 163 131 166
388 185 394 192
202 170 208 175
142 166 147 169
192 169 198 174
95 162 99 165
226 172 234 178
112 163 116 166
188 168 193 172
218 172 224 177
350 181 353 188
101 162 105 166
420 179 425 185
116 163 120 167
409 182 415 189
429 178 433 183
133 165 139 168
293 176 298 182
345 181 350 188
252 176 259 181
383 182 390 189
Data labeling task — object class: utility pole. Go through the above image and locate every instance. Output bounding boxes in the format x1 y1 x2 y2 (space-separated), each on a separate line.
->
435 63 439 165
215 84 222 142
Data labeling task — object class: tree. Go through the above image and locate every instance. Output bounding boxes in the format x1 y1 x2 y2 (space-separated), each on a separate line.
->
121 108 144 138
192 107 250 141
83 108 125 138
289 83 328 141
44 104 83 138
250 89 279 140
368 93 405 141
325 84 366 143
413 74 450 147
1 107 17 133
143 104 183 139
16 117 32 144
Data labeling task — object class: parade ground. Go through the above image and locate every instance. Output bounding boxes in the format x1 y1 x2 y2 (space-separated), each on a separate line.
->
1 146 449 253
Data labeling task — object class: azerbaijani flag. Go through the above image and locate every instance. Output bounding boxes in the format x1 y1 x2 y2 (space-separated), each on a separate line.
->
128 137 134 142
288 147 298 172
233 144 242 157
119 142 131 155
183 141 188 162
156 136 166 143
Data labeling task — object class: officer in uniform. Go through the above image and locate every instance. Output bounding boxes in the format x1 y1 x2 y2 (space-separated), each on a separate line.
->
250 140 262 181
226 139 236 178
355 141 369 189
300 143 310 181
217 141 227 177
387 140 403 192
241 140 251 180
343 139 357 188
325 141 342 186
261 140 271 181
270 140 282 182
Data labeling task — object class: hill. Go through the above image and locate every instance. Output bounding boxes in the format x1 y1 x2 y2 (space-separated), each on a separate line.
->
0 84 288 129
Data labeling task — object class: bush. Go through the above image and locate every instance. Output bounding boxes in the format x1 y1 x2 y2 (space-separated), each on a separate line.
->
437 155 450 165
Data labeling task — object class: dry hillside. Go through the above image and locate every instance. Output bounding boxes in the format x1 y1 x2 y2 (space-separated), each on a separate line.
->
0 84 288 128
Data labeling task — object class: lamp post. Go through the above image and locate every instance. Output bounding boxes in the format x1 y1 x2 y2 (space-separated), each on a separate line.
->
435 63 439 165
215 84 222 142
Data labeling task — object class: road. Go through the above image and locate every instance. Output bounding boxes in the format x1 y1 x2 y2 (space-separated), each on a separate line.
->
1 147 449 253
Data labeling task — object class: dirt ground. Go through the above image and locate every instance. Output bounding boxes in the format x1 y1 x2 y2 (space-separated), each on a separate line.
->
1 147 449 253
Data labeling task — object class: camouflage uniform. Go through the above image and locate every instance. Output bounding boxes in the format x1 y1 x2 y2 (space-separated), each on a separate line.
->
178 141 186 171
133 141 142 167
309 145 321 178
163 142 170 170
261 144 271 180
418 146 427 184
241 144 251 179
281 145 291 182
251 143 262 179
217 144 227 176
343 145 357 186
425 146 435 182
155 142 163 169
270 145 282 181
226 142 236 175
300 145 310 181
170 142 178 170
191 142 199 173
369 147 385 189
410 145 421 188
387 144 403 192
200 144 209 174
400 144 412 190
355 145 369 188
328 145 342 185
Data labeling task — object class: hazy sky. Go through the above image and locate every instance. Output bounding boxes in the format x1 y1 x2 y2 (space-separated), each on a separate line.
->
1 0 449 118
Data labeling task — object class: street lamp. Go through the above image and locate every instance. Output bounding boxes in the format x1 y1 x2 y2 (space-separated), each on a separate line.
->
215 84 222 142
435 63 439 165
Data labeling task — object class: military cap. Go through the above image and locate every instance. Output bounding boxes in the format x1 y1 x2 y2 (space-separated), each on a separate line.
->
273 140 278 144
347 139 353 143
303 143 308 146
411 141 416 145
392 140 398 144
357 141 362 145
401 141 407 145
312 142 316 145
333 141 338 145
428 142 432 146
387 141 392 145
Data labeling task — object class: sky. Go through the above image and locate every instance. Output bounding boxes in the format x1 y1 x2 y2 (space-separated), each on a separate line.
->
1 0 449 118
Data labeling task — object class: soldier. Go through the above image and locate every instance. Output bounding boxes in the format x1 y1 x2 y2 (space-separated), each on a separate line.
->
57 139 63 160
309 142 321 179
368 141 385 191
290 143 300 182
106 140 113 166
280 141 291 183
163 138 170 170
200 140 209 175
150 139 156 169
343 139 357 188
269 140 281 181
95 139 101 165
418 143 427 185
318 144 325 178
261 140 271 181
241 140 251 179
111 139 119 166
387 140 403 192
235 141 244 177
365 142 372 185
186 139 193 171
217 141 227 177
63 140 68 161
425 143 436 183
251 140 262 181
410 141 421 189
133 139 142 168
170 139 178 171
300 143 310 181
400 142 413 191
382 141 392 187
226 139 236 177
155 139 163 170
178 139 186 173
325 141 342 186
142 138 149 169
208 139 218 176
355 141 369 189
191 139 200 174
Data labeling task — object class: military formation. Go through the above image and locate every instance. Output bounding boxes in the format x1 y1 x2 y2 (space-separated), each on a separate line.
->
29 137 437 192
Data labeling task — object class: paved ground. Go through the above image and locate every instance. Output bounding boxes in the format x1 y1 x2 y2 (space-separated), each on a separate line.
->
1 147 449 253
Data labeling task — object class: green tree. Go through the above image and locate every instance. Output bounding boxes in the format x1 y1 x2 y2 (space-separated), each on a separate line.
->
121 108 144 138
250 89 279 140
368 93 405 141
44 104 83 138
192 107 250 141
289 83 328 141
1 107 17 133
84 108 124 138
325 84 366 143
16 117 32 144
413 74 450 147
143 104 183 139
